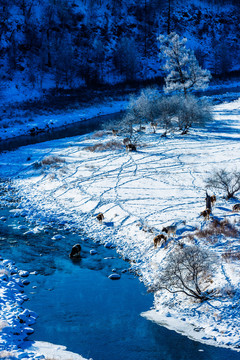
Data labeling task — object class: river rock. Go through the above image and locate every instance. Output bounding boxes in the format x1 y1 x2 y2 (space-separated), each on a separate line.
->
108 273 121 280
2 259 15 266
23 230 35 235
10 269 18 275
52 234 64 240
21 294 29 302
20 211 28 217
17 352 30 359
105 242 115 249
90 249 97 255
19 270 29 278
0 273 8 281
22 279 30 286
24 327 34 335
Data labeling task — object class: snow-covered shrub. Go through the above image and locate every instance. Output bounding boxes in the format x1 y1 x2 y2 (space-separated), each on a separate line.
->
0 320 8 332
175 95 212 132
205 168 240 199
222 250 240 262
149 245 217 301
157 94 212 133
41 156 65 166
0 351 15 359
220 284 236 299
84 140 123 152
196 218 239 241
91 131 106 138
119 88 161 138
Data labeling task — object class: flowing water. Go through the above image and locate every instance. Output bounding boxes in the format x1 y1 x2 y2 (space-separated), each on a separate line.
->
0 207 240 360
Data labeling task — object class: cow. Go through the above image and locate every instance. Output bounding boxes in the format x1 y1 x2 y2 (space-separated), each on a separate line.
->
96 212 104 223
153 234 167 248
200 208 211 221
232 203 240 212
69 244 81 258
126 144 137 152
162 225 177 237
112 129 118 136
210 195 216 207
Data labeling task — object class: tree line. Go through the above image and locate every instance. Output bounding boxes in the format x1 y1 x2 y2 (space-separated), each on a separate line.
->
0 0 239 90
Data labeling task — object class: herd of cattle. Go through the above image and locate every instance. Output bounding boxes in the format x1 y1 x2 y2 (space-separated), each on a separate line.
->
69 197 240 257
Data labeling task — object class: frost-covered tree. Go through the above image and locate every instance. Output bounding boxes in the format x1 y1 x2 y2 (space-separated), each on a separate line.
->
158 32 211 96
148 246 217 301
127 88 161 130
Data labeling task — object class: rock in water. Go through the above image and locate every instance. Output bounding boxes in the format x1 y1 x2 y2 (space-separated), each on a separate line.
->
90 249 97 255
19 270 29 278
52 234 64 240
108 273 121 280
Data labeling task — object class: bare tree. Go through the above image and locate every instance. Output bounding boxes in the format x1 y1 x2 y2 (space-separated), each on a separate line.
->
205 169 240 199
149 246 217 301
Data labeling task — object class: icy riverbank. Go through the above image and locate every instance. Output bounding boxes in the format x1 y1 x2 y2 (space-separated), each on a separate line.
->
0 96 240 356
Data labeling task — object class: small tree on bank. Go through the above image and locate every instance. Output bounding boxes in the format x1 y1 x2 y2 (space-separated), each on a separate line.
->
158 32 211 97
149 246 217 301
205 169 240 199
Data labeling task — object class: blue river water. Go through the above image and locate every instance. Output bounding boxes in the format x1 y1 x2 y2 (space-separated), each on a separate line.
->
0 207 240 360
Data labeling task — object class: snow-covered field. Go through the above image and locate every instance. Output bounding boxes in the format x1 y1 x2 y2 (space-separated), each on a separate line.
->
0 96 240 357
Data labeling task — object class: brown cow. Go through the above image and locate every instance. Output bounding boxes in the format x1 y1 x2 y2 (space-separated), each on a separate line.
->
153 234 167 248
210 195 216 207
112 129 118 136
232 203 240 212
200 208 211 221
126 144 137 152
69 244 81 258
96 212 104 223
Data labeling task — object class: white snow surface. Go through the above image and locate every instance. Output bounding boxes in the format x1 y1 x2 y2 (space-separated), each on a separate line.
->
1 96 240 356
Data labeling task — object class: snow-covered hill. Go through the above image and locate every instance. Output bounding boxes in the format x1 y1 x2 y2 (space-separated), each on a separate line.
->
0 97 240 353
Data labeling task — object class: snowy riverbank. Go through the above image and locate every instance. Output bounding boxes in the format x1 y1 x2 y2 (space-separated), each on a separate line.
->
0 96 240 356
0 97 128 142
0 79 240 143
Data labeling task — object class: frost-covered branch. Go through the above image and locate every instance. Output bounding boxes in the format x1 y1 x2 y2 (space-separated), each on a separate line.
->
158 33 211 96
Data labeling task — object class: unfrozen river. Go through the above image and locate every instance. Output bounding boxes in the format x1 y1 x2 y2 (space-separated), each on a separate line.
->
0 207 240 360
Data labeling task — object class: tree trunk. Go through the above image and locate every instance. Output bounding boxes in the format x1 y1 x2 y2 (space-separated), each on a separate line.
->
206 191 212 211
167 0 171 34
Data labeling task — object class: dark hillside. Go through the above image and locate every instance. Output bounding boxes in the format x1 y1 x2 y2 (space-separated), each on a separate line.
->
0 0 239 94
